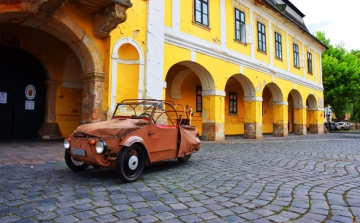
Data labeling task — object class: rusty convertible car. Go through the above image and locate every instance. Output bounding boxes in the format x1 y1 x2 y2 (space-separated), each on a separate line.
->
64 99 201 182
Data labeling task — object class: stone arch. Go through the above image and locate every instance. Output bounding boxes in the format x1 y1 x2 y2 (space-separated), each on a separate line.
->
0 10 102 74
289 89 303 108
287 89 305 134
0 36 58 82
265 82 283 103
306 94 318 110
170 61 216 98
109 37 144 115
42 10 102 74
231 74 256 99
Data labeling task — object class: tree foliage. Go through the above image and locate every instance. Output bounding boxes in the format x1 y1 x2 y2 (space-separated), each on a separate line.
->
315 31 360 120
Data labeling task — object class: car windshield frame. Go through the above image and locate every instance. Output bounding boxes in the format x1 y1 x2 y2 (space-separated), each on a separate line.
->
111 99 189 126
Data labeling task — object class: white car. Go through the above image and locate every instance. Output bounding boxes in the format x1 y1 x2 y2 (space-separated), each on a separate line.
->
336 122 350 130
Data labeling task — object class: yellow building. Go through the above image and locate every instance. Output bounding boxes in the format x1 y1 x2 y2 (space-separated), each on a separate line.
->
0 0 326 140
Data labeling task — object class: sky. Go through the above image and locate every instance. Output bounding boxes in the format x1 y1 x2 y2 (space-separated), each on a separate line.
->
289 0 360 52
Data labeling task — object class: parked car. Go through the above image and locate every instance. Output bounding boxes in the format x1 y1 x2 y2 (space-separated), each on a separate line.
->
330 122 340 131
64 99 201 182
336 122 351 130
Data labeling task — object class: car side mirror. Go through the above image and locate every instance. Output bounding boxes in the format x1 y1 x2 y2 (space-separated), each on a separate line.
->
157 102 164 110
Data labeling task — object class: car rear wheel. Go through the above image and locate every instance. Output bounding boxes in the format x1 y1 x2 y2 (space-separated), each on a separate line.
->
116 144 145 183
64 149 89 171
178 154 191 163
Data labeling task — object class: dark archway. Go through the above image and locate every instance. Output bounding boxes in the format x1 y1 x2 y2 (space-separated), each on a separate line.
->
0 46 46 139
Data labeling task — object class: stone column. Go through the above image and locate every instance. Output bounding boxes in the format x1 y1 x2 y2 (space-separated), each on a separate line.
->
272 102 288 137
81 71 106 124
145 0 165 99
201 94 225 141
39 80 61 139
308 108 325 134
244 97 262 139
293 106 307 135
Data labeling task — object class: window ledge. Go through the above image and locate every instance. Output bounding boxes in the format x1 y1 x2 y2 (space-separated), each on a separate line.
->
257 49 267 55
275 57 283 62
192 21 211 31
234 39 247 46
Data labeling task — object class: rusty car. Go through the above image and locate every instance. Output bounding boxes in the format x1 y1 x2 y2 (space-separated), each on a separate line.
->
63 99 201 182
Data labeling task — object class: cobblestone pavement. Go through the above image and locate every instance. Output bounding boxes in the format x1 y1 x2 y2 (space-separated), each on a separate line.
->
0 133 360 223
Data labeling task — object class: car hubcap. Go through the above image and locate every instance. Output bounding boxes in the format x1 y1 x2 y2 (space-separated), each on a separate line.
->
128 155 139 170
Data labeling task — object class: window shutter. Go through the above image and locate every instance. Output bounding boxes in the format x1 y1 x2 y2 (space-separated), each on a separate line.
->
245 24 253 44
299 53 305 68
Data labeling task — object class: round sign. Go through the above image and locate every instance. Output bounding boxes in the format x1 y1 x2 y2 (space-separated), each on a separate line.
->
25 85 36 100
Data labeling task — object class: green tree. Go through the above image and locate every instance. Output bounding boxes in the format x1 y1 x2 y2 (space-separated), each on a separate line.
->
316 31 360 119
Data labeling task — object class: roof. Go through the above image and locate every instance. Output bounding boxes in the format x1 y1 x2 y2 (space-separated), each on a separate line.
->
263 0 328 50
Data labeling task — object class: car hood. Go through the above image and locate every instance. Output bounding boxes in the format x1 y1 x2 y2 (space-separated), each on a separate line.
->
73 119 148 137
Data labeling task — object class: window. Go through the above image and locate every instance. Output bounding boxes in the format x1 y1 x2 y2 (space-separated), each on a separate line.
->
194 0 209 26
235 9 245 42
196 86 202 112
229 92 237 114
275 32 282 59
257 22 266 52
307 52 312 74
293 43 299 67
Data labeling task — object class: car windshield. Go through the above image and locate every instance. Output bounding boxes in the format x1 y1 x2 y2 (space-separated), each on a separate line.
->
112 100 188 126
113 102 156 118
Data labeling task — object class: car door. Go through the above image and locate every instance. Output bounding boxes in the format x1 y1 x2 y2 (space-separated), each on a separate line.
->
144 122 178 162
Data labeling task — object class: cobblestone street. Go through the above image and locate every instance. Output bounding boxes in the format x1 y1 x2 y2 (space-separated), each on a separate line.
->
0 133 360 223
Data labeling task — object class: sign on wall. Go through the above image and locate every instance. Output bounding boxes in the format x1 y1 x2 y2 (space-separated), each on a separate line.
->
25 85 36 110
25 101 35 110
0 92 7 104
25 85 36 100
318 97 323 108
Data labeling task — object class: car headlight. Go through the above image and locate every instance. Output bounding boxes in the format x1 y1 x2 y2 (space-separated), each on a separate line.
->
64 138 70 149
95 141 107 154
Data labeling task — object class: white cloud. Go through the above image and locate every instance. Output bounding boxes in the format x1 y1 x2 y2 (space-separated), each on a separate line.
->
289 0 360 51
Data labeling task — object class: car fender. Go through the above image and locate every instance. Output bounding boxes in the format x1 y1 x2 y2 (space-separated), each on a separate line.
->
120 135 145 147
119 136 151 165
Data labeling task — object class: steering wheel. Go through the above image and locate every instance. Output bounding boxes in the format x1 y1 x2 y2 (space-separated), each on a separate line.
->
139 113 156 124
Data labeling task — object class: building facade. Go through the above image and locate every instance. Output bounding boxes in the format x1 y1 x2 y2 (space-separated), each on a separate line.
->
0 0 326 140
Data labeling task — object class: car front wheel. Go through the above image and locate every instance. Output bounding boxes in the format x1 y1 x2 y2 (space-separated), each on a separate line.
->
116 144 145 183
64 149 89 171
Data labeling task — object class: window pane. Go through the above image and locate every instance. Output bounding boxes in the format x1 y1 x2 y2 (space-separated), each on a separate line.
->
203 15 208 25
203 4 208 14
196 0 201 10
241 13 244 22
196 11 201 22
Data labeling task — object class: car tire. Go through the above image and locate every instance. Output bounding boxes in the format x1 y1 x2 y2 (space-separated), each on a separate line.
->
64 149 89 172
178 154 191 163
116 144 145 183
